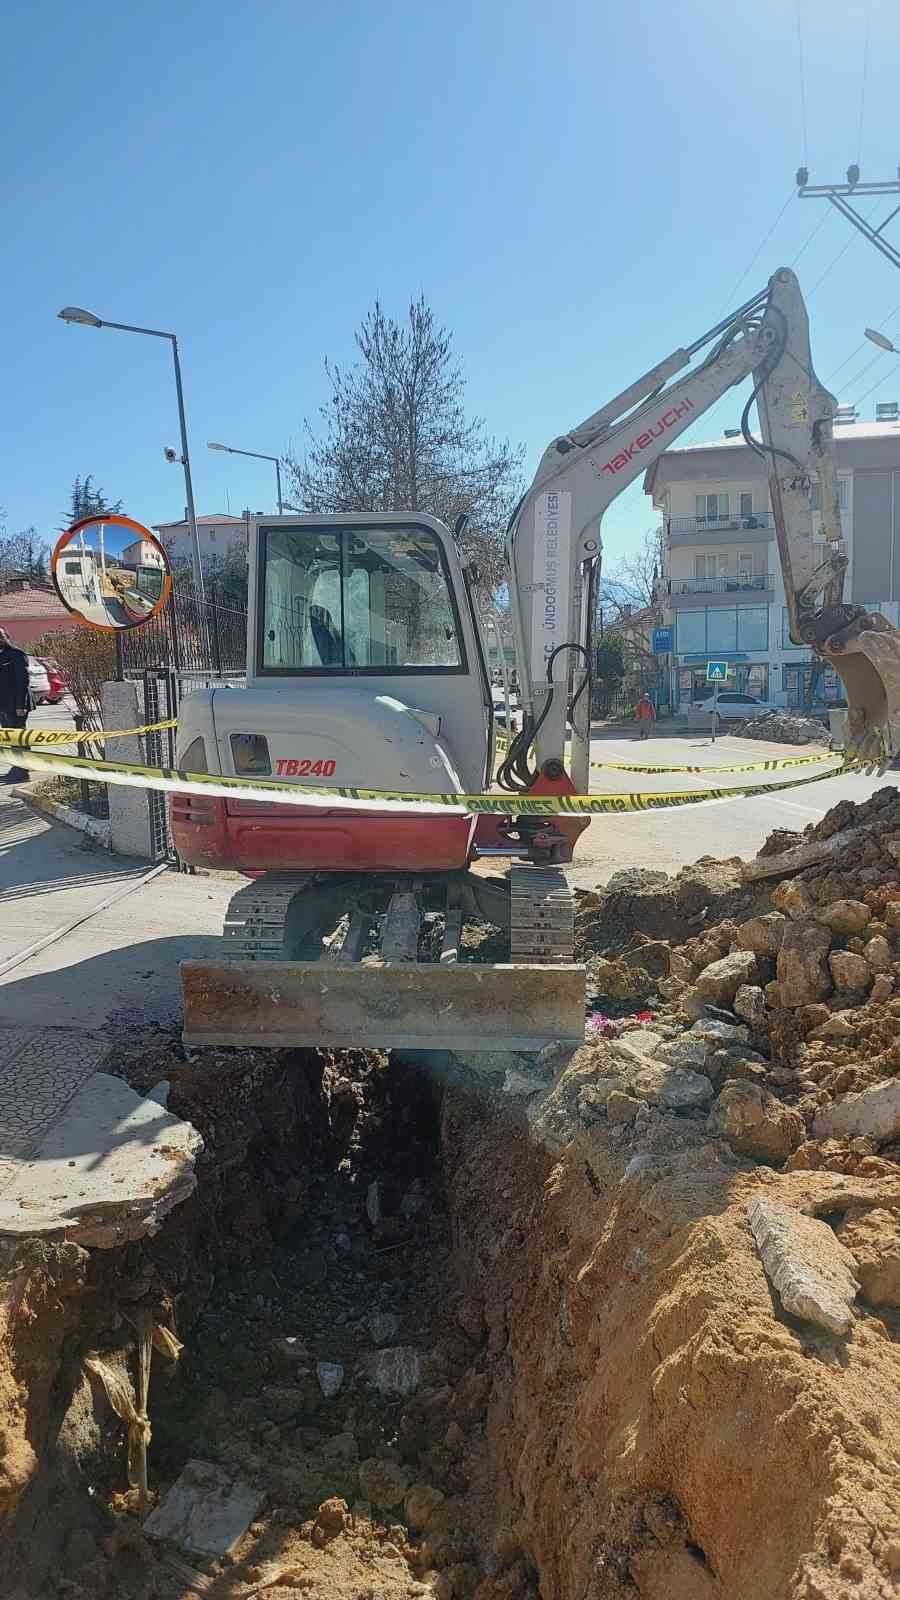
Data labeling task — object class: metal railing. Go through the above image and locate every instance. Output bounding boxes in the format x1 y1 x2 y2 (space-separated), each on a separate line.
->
116 589 247 679
667 574 774 596
665 512 773 533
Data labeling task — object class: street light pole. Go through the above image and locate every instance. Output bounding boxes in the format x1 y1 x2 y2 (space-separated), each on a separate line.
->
207 440 284 514
57 307 205 599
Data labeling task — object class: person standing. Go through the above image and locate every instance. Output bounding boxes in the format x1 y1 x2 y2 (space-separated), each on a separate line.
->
0 628 31 784
635 692 656 740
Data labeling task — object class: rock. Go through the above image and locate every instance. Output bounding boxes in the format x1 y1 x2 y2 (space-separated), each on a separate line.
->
694 950 757 1007
864 935 893 972
366 1180 381 1225
798 1003 831 1033
669 952 697 984
317 1362 344 1398
404 1483 446 1532
771 880 816 921
585 956 652 1003
144 1460 264 1557
817 899 871 935
626 1062 714 1111
871 974 895 1003
776 922 832 1007
733 984 767 1023
836 1207 900 1308
606 1090 642 1125
747 1197 859 1336
693 938 725 971
362 1347 423 1397
808 1011 858 1041
735 913 787 957
368 1310 401 1346
828 951 871 993
813 1079 900 1144
884 902 900 930
453 1050 525 1077
604 867 669 892
686 1018 750 1047
621 940 671 978
335 1231 352 1252
717 1049 769 1086
652 1036 710 1072
315 1497 351 1538
502 1064 547 1100
358 1458 410 1510
738 710 826 744
711 1082 805 1163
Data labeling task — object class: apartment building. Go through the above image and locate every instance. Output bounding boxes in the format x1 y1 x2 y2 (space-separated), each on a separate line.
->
153 512 249 564
644 406 900 707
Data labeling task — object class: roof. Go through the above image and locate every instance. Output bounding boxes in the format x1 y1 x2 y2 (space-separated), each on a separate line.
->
0 590 70 618
644 417 900 497
153 514 245 529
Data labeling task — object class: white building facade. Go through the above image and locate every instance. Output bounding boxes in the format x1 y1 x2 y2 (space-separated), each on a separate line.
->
644 416 900 708
153 513 249 564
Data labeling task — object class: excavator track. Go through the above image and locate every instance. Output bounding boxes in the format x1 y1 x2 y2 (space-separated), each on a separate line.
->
509 862 576 965
223 873 314 960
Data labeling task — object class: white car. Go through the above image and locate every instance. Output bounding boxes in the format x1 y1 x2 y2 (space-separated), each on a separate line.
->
27 657 50 706
688 689 778 722
491 687 521 732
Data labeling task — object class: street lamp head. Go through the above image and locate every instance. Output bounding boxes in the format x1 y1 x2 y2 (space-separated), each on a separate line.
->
58 306 103 328
207 441 227 451
865 327 897 354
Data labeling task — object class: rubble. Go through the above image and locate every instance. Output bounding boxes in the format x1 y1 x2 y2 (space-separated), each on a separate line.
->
813 1079 900 1144
747 1197 859 1335
734 709 828 743
711 1081 805 1163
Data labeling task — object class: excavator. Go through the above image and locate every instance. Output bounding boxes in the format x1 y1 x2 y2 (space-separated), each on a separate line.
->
176 267 900 1053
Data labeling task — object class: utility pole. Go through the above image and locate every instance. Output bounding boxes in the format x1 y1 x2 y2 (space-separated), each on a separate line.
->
797 167 900 272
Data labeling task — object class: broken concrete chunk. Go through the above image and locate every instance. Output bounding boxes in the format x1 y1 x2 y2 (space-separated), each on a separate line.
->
776 921 833 1008
367 1310 401 1345
735 913 787 957
626 1062 714 1111
686 1018 750 1047
694 950 757 1007
817 899 871 935
864 935 893 972
652 1036 710 1073
733 984 767 1024
828 951 871 993
317 1361 345 1398
813 1079 900 1144
144 1459 263 1556
362 1346 422 1397
711 1081 804 1164
747 1196 859 1336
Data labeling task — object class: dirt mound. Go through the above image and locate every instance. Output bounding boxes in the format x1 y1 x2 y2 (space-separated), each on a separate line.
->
575 859 763 959
734 710 830 743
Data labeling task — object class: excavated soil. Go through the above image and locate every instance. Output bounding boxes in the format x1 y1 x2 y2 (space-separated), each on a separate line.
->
6 784 900 1598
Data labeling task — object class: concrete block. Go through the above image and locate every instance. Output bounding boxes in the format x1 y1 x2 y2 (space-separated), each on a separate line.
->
100 678 153 859
747 1196 859 1336
362 1346 423 1396
144 1459 262 1556
813 1079 900 1144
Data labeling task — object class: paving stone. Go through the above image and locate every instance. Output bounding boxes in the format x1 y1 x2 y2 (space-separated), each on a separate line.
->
144 1459 263 1556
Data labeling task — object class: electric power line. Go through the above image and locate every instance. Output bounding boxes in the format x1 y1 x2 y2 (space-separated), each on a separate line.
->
852 361 899 412
837 346 891 394
806 203 881 295
721 189 795 312
856 0 872 165
791 206 831 267
795 0 809 166
826 300 900 388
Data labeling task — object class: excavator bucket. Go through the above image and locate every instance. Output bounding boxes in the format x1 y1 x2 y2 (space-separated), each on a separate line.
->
821 613 900 763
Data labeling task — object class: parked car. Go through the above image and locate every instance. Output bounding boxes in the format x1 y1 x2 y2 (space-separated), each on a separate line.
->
491 686 521 733
687 688 777 722
26 656 50 706
36 658 68 704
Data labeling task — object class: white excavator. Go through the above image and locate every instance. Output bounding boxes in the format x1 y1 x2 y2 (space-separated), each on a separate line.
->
177 268 900 1053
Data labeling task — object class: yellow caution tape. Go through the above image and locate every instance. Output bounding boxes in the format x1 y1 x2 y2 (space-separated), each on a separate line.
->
590 750 837 775
0 745 864 818
0 718 178 748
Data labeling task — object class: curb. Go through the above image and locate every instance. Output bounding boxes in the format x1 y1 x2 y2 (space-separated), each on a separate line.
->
12 786 111 848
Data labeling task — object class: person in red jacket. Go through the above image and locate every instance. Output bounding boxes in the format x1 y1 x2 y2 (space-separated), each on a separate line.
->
635 692 656 740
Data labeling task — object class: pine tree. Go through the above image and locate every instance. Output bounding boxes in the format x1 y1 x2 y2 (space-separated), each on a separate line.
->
62 475 123 529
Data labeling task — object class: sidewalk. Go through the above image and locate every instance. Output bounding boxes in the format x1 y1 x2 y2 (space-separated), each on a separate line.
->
0 789 236 1245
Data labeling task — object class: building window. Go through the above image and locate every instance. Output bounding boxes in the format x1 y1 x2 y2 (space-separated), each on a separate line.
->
737 606 768 651
695 493 729 524
739 492 753 518
675 610 706 654
810 478 848 511
707 608 737 654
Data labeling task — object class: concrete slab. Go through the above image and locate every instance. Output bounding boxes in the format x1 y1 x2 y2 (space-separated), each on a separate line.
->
144 1459 263 1556
0 1071 202 1246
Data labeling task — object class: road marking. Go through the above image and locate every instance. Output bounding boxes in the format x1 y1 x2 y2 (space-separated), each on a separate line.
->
766 798 829 816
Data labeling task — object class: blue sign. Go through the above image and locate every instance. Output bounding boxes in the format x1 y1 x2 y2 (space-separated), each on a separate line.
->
651 627 673 654
707 661 729 683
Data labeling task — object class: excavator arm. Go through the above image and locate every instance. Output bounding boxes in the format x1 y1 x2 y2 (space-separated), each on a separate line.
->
501 267 900 788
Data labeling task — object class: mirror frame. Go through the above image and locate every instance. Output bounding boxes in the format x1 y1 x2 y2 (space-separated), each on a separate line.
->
51 514 173 632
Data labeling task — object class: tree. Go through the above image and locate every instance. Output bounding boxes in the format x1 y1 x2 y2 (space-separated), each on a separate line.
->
0 526 50 586
284 297 524 596
62 476 123 529
601 528 663 620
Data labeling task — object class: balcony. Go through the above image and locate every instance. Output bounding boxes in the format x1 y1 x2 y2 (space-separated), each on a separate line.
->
663 574 774 606
664 512 774 548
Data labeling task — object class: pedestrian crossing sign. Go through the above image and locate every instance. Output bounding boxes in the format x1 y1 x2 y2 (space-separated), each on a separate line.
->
706 661 729 682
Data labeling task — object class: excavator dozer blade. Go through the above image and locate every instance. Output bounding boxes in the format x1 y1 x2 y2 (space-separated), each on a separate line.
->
181 959 586 1054
821 613 900 763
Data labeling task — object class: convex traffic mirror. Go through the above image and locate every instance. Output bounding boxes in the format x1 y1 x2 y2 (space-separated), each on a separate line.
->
52 516 172 630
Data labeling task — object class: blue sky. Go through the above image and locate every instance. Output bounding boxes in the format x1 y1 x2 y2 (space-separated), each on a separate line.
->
4 0 900 572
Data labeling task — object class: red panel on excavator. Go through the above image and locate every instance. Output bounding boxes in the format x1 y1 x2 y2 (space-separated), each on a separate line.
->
170 795 476 873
